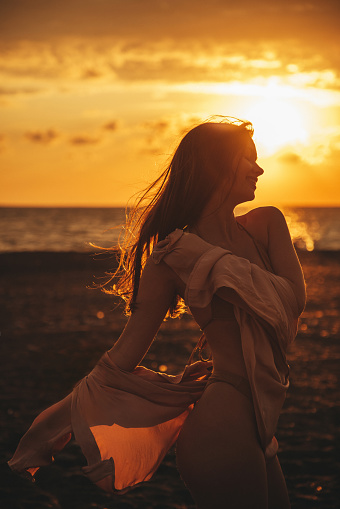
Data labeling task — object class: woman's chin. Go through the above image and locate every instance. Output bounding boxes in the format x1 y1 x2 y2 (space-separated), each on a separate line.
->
237 193 255 206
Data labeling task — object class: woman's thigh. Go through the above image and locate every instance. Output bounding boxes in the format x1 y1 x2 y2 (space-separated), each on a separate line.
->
176 382 268 509
266 455 291 509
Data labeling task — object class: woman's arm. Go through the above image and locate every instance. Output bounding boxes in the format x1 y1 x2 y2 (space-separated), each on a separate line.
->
265 207 306 315
107 257 177 372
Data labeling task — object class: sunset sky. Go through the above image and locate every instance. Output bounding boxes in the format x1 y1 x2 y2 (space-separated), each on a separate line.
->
0 0 339 206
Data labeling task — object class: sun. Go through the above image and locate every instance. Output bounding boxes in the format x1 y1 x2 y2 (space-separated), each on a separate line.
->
245 98 308 155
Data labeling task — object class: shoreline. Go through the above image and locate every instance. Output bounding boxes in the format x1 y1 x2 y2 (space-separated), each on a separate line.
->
1 248 339 270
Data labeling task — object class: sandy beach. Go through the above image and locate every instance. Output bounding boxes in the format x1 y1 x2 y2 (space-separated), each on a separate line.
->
1 250 339 508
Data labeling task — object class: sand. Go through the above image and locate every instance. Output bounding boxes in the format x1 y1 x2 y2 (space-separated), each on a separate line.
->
1 250 339 508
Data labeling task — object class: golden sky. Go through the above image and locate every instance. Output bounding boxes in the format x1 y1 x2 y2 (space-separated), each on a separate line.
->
0 0 339 206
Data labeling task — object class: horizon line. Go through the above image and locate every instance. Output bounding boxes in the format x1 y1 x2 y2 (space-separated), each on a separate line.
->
1 203 339 209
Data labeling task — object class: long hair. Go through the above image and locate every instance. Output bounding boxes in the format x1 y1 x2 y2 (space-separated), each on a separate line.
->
101 117 253 317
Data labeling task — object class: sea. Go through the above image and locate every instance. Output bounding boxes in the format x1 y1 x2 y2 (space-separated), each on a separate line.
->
0 206 340 253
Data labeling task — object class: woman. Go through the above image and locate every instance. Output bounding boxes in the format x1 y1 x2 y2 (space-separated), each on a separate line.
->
9 118 306 508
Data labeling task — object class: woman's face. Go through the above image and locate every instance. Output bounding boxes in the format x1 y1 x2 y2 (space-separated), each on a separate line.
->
228 138 264 205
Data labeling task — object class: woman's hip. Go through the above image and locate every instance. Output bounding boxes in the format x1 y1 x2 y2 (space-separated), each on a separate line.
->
176 382 267 507
177 379 258 451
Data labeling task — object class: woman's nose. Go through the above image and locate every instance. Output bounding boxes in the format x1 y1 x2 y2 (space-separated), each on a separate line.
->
255 163 264 175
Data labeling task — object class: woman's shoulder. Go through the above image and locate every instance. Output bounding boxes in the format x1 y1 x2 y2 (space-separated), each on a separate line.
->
237 206 283 249
247 206 291 245
238 205 283 222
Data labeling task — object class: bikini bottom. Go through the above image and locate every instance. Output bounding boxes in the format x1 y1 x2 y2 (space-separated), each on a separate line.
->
206 370 252 401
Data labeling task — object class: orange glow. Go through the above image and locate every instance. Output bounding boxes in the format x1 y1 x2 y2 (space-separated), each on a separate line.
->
0 3 339 207
246 99 308 155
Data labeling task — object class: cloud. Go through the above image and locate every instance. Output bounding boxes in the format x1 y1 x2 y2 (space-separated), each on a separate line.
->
279 152 302 165
278 130 340 166
287 69 340 90
0 85 45 96
268 140 340 205
0 133 6 152
142 119 170 135
69 134 101 145
0 40 339 95
0 0 338 45
82 68 103 80
102 121 118 131
0 0 339 92
24 129 59 144
23 125 114 147
136 114 202 154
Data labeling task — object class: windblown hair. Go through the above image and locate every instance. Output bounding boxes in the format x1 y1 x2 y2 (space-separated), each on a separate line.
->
101 117 253 317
